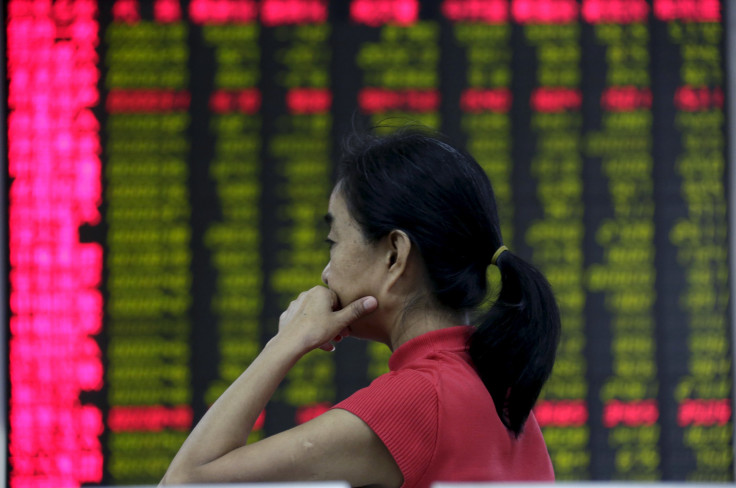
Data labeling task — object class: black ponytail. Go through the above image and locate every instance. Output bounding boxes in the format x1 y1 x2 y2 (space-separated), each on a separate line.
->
468 250 560 437
337 127 560 437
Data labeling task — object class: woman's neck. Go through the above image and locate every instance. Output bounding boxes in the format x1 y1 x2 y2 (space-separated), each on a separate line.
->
388 305 465 351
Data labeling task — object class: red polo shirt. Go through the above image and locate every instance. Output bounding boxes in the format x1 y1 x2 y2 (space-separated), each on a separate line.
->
334 326 554 488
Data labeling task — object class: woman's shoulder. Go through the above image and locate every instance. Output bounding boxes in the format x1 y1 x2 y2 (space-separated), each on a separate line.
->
333 370 441 488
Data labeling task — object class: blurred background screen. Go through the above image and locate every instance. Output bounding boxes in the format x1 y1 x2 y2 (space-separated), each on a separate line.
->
4 0 733 485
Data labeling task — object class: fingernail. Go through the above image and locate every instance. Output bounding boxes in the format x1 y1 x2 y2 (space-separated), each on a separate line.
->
363 296 377 311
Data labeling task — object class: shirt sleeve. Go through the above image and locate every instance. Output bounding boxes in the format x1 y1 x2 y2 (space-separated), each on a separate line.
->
332 370 438 487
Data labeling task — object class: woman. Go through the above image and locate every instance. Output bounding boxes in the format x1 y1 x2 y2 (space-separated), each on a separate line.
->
161 129 560 487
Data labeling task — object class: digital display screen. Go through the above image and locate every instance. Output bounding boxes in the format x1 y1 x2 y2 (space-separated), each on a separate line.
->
6 0 732 485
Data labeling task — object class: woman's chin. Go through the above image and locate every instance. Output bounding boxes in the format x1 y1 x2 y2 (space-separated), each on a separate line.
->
347 318 387 344
332 292 358 312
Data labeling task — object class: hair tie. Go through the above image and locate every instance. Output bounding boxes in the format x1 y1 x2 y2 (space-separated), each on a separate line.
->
491 245 508 266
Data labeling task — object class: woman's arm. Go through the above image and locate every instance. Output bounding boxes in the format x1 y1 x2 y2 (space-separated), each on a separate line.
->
160 287 402 487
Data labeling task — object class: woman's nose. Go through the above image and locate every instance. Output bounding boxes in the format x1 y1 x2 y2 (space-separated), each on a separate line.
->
321 262 330 286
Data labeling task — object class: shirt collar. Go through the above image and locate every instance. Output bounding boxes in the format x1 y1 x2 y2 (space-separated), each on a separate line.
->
388 325 474 371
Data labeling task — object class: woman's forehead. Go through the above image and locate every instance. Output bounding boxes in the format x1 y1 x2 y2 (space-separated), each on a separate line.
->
327 189 347 218
325 192 344 232
327 190 364 236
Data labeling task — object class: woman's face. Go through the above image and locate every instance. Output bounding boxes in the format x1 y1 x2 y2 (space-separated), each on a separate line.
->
321 188 386 339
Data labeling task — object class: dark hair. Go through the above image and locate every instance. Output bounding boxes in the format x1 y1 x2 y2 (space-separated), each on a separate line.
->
336 128 560 436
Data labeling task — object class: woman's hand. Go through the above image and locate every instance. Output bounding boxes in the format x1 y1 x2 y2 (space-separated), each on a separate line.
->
275 286 378 355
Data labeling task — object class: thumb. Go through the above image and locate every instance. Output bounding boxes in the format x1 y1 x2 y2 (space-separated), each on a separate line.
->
333 296 378 326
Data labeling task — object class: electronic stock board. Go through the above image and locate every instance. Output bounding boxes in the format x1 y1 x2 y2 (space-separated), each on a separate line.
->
5 0 733 485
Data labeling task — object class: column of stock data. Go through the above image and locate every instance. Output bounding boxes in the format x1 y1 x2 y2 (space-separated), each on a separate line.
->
194 16 265 443
7 1 105 486
263 0 336 426
654 0 731 480
513 0 589 479
102 4 193 482
447 1 515 245
583 1 659 479
4 0 732 486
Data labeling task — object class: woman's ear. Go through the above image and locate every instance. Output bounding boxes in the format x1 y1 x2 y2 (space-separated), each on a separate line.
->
386 229 412 277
